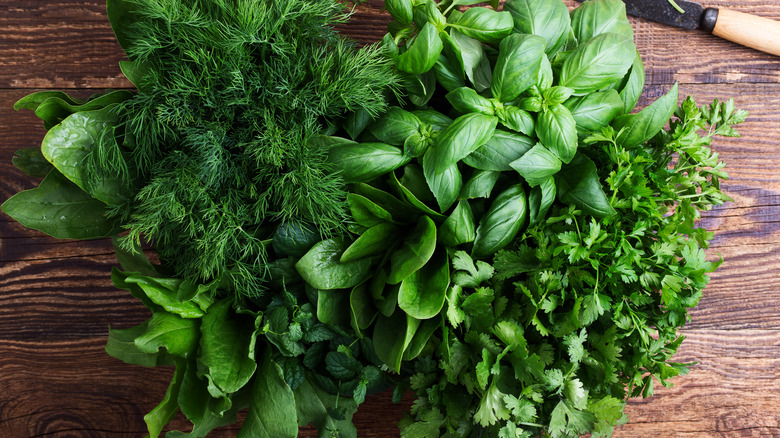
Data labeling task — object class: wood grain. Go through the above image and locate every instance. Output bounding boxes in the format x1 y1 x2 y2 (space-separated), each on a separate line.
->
2 0 780 437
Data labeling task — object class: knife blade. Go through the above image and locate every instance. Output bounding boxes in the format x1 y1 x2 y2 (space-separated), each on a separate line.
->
573 0 780 56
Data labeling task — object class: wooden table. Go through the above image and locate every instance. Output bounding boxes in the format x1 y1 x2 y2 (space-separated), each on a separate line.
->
2 1 779 436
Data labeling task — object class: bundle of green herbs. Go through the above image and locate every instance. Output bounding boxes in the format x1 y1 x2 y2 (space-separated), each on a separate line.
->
2 0 746 436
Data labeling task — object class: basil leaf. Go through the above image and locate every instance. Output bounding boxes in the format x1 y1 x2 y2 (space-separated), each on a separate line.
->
462 129 534 171
564 89 624 136
347 193 395 228
449 29 492 92
528 177 557 226
537 104 578 164
12 147 53 178
434 55 467 92
504 0 571 55
424 0 447 30
369 107 422 146
497 106 534 136
385 0 413 25
460 170 500 200
413 109 454 131
427 113 498 171
398 248 449 319
537 54 554 90
613 83 679 148
404 70 437 106
1 169 121 240
296 238 373 290
387 216 437 284
472 184 528 259
449 8 513 44
439 200 477 247
423 157 462 212
559 33 635 95
344 108 373 141
570 0 634 43
619 51 646 114
556 154 616 218
200 299 261 395
40 106 130 205
340 223 399 263
543 86 575 106
403 131 429 157
510 143 562 187
446 87 495 115
238 352 297 438
373 309 421 372
397 22 444 75
491 33 546 102
327 141 408 183
134 311 199 358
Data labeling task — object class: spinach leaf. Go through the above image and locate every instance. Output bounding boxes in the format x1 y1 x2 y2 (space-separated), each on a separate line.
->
1 169 121 240
105 319 173 368
537 104 578 164
389 170 447 221
439 200 477 247
556 154 616 218
510 143 562 187
397 22 444 75
238 351 298 438
570 0 634 43
327 141 409 183
462 130 534 171
348 193 395 228
134 311 200 358
11 147 53 178
423 158 462 212
472 185 528 258
123 275 205 318
144 359 185 438
373 309 421 372
387 216 438 284
504 0 571 55
341 223 399 263
317 289 350 327
296 238 374 290
559 33 635 94
613 83 679 148
350 284 378 336
398 248 450 319
491 33 546 102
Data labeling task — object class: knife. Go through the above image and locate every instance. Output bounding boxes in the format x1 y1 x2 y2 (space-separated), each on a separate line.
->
576 0 780 57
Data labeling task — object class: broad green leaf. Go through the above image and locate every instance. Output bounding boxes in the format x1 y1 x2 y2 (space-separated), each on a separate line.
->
398 248 449 319
107 0 140 55
543 86 576 106
537 104 578 164
449 7 513 44
556 154 616 218
105 319 172 368
238 351 297 438
350 284 378 336
433 55 467 92
387 216 437 284
344 108 373 141
404 70 437 107
505 0 571 55
386 0 413 25
350 183 420 221
32 90 133 130
296 238 373 290
112 236 158 277
446 87 494 115
327 141 408 183
124 275 205 318
462 130 534 171
563 89 624 136
397 22 444 75
369 107 422 146
619 51 645 114
491 34 546 102
439 200 477 247
294 375 358 438
15 91 84 112
341 223 399 262
497 106 534 136
272 221 319 258
426 113 498 171
449 29 492 92
413 109 453 132
460 170 500 199
347 193 395 228
528 177 557 226
570 0 634 43
373 310 421 372
200 299 261 396
134 311 199 358
388 170 447 221
422 156 462 212
173 361 246 437
40 107 130 205
510 143 562 187
613 83 679 148
399 163 436 205
559 33 635 94
1 169 120 239
473 185 528 259
403 317 441 361
145 359 185 438
11 147 53 178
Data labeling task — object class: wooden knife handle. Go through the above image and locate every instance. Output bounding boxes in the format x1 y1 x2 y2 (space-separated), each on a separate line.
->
707 8 780 56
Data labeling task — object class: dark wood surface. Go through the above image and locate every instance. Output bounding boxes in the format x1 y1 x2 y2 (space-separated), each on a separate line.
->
2 1 780 436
